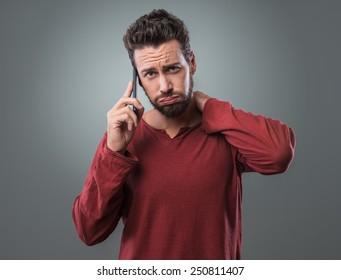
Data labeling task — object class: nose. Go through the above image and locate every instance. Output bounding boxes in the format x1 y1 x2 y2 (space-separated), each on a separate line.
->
159 74 173 94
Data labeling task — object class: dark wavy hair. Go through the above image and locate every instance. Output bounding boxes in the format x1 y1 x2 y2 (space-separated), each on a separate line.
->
123 9 191 67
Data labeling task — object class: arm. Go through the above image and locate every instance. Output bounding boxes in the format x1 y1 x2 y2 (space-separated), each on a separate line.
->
195 92 295 174
72 134 138 245
72 81 143 245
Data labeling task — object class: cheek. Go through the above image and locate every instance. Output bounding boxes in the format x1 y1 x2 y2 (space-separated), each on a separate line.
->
141 80 158 98
179 72 191 90
170 70 189 88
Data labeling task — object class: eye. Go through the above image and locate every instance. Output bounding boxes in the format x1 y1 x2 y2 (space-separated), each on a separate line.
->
144 71 157 78
167 66 181 73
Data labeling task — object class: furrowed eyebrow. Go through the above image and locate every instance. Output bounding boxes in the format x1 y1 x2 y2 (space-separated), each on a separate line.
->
163 63 182 70
140 67 157 75
140 63 182 74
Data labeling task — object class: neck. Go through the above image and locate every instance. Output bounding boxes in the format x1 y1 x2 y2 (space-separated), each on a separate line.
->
144 97 201 136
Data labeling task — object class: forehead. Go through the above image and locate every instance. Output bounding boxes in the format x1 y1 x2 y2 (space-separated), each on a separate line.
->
134 40 185 69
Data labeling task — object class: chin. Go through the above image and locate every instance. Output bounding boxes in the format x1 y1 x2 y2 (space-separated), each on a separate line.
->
155 99 191 118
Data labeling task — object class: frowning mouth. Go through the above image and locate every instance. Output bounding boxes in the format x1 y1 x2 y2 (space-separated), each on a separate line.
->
158 96 180 106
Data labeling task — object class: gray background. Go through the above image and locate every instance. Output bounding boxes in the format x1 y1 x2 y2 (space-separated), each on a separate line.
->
1 0 340 259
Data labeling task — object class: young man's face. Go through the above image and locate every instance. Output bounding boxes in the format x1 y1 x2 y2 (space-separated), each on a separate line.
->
134 40 196 118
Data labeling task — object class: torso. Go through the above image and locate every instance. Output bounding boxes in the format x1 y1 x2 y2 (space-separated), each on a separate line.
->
118 119 242 259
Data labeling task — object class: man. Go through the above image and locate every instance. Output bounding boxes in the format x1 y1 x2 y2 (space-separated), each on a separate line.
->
72 9 295 260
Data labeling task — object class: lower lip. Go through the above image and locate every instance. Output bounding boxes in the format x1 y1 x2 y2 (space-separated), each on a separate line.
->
159 96 180 105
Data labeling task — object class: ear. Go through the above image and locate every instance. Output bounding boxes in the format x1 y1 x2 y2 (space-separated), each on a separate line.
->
189 51 197 75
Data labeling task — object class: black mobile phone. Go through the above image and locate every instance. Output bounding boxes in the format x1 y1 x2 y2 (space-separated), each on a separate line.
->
132 68 138 114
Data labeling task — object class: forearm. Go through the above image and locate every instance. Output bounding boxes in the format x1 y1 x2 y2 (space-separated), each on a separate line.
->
72 133 137 245
202 99 295 174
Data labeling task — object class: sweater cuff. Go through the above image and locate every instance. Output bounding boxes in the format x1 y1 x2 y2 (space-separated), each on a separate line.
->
99 132 138 173
103 143 138 168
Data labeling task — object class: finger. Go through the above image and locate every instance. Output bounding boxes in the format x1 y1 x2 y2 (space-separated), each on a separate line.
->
111 98 144 115
113 106 139 127
136 106 145 122
119 97 144 110
123 81 133 98
110 112 136 131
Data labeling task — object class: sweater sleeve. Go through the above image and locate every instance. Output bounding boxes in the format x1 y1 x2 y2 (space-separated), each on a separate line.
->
202 98 296 174
72 133 138 245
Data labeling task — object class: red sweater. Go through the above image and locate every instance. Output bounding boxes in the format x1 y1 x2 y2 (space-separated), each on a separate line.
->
72 99 295 259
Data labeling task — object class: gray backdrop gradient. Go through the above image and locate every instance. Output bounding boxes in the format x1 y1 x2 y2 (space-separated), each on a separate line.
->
1 0 340 259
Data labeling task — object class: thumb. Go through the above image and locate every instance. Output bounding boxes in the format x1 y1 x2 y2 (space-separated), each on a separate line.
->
136 106 145 123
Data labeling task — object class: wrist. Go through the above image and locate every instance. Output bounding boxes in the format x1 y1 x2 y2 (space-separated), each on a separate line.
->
106 142 126 155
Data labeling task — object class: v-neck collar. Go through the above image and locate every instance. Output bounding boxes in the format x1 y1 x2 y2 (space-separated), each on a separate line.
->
141 118 202 140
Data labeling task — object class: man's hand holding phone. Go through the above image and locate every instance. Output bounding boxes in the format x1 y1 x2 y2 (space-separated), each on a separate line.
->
106 80 144 154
